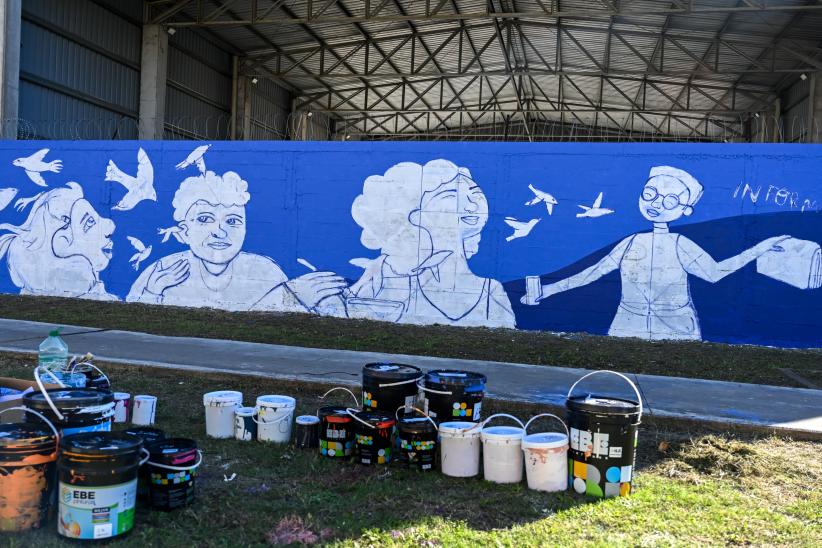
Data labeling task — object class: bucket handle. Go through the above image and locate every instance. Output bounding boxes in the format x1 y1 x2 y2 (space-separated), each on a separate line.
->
480 413 525 430
69 361 110 386
566 370 643 419
523 413 569 438
394 405 438 432
252 407 293 425
415 378 452 396
139 448 151 466
0 406 60 456
319 387 360 409
378 375 423 388
146 449 202 471
34 365 67 421
345 407 374 429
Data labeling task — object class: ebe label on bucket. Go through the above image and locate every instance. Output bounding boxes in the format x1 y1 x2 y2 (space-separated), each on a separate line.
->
58 480 137 540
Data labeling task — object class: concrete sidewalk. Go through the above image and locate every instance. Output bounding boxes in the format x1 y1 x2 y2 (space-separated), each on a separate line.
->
0 318 820 437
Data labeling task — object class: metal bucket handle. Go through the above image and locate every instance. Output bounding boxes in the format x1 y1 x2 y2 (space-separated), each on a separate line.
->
145 449 202 471
0 406 60 456
394 405 438 432
415 378 452 396
345 407 375 429
34 365 67 421
566 370 643 419
480 413 525 430
379 375 424 388
523 413 569 438
252 406 293 425
69 361 110 386
319 387 360 411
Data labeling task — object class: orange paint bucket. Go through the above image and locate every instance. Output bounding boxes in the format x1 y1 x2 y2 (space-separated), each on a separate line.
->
0 407 59 532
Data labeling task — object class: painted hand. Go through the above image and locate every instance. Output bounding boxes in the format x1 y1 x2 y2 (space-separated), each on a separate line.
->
755 235 790 256
286 271 348 309
519 283 560 305
146 258 190 295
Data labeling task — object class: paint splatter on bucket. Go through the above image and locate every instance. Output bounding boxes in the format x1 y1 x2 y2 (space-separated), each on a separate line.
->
361 362 422 415
350 410 395 465
203 391 242 439
521 414 569 493
23 388 115 436
397 411 438 471
234 407 257 441
113 393 131 424
420 370 486 424
255 395 296 443
438 421 482 478
145 438 200 511
132 395 158 426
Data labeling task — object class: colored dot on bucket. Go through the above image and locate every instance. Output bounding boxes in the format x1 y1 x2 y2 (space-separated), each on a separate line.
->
620 483 631 496
460 410 466 416
573 477 586 494
328 449 336 457
453 403 460 410
606 467 621 483
460 403 467 409
378 449 385 456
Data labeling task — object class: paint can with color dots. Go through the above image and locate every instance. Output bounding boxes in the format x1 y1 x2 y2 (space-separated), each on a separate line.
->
565 370 642 498
24 369 115 436
521 413 569 493
419 370 486 424
234 406 257 441
294 415 319 449
113 392 131 423
144 438 201 511
480 413 525 484
202 391 242 438
124 427 166 502
317 387 360 459
348 409 396 465
396 406 438 471
132 395 158 426
254 395 296 443
0 407 59 532
361 362 422 416
438 421 482 478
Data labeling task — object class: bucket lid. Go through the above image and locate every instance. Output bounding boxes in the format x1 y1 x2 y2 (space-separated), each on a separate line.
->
397 416 437 434
114 392 130 400
24 388 113 410
0 423 55 450
60 432 143 456
256 395 296 409
438 421 481 437
146 437 197 458
481 425 523 442
296 415 320 425
521 432 568 450
355 410 395 429
235 406 256 415
424 370 486 388
123 427 165 443
319 406 353 423
203 390 242 406
566 395 641 416
362 362 421 381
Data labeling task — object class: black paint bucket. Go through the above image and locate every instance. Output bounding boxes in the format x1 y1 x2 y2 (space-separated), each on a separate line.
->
24 388 115 436
71 364 111 391
124 427 166 501
145 438 200 511
57 432 145 541
420 370 486 424
351 410 396 465
362 363 422 415
397 409 438 471
565 371 642 498
318 406 355 458
295 415 320 449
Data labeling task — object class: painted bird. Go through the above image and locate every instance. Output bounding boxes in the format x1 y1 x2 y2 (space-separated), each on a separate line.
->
105 147 156 211
12 149 62 187
504 217 540 242
576 192 614 218
127 236 152 271
175 144 211 174
0 188 18 211
525 184 558 215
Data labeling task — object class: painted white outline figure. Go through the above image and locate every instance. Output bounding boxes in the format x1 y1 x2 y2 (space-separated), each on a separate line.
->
504 217 540 242
127 236 152 271
577 191 614 218
525 184 558 214
106 147 156 211
13 149 62 187
175 145 211 174
0 182 117 300
349 159 515 328
523 166 792 341
0 188 17 211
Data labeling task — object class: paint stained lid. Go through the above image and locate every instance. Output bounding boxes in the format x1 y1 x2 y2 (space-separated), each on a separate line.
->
521 432 568 450
256 395 296 409
397 416 437 434
319 406 353 422
60 432 143 456
424 370 486 389
146 438 197 463
362 362 422 381
0 423 55 448
481 425 524 442
203 391 243 406
296 415 320 425
355 411 396 429
123 427 166 444
114 392 130 400
24 388 114 410
566 395 641 417
235 406 256 416
438 421 481 438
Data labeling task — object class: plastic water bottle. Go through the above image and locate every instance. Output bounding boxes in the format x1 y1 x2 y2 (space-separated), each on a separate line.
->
38 330 68 372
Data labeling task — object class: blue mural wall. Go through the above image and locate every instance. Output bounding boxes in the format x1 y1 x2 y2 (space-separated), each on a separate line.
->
0 141 819 348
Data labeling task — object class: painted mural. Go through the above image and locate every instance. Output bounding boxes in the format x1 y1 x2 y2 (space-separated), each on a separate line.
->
0 141 819 348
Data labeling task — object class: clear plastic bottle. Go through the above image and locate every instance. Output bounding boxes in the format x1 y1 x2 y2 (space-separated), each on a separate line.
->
38 329 68 372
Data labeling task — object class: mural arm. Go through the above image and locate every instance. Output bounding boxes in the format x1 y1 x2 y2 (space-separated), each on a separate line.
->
251 271 348 313
488 280 516 328
677 234 790 283
126 258 190 304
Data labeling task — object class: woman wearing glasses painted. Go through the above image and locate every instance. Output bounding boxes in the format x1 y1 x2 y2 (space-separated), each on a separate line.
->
522 166 788 341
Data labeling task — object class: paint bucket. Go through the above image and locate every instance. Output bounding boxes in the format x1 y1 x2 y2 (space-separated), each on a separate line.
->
419 370 486 424
50 371 87 388
295 415 320 449
566 370 642 498
480 413 525 484
521 413 569 493
396 406 438 471
57 432 148 540
318 387 360 459
71 363 111 391
438 421 482 478
234 406 257 441
348 409 396 465
123 427 166 501
113 392 131 424
145 438 201 511
132 395 158 426
203 391 241 438
0 407 59 532
23 387 115 436
254 395 296 443
361 362 422 415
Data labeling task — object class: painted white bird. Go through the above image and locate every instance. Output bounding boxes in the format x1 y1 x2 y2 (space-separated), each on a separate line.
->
105 147 156 211
504 217 541 242
12 149 62 187
175 144 211 174
127 236 152 271
576 192 614 218
0 188 18 211
14 192 44 212
525 184 558 215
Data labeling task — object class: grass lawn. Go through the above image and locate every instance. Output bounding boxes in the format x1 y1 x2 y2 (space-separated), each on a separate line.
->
2 353 819 547
0 295 821 389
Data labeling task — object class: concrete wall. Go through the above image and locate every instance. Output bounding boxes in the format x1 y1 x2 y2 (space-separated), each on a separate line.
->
0 141 820 348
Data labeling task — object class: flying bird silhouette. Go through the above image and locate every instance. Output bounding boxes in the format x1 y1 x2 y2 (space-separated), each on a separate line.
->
576 192 614 218
525 184 558 215
14 192 44 212
504 217 541 242
13 149 62 187
105 147 156 211
0 188 18 211
175 144 211 174
127 236 152 271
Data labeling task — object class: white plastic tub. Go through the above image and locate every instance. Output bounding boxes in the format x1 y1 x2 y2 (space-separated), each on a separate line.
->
255 395 296 443
480 413 524 484
439 421 481 477
521 413 569 492
203 391 242 438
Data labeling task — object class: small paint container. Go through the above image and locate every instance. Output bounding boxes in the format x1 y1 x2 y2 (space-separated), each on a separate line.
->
294 415 319 448
132 395 158 426
113 392 131 423
234 406 257 441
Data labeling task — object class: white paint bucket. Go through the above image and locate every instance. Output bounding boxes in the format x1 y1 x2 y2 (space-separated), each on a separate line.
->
255 395 296 443
521 413 570 493
132 395 157 426
113 392 131 423
480 413 525 484
439 421 482 478
203 391 242 438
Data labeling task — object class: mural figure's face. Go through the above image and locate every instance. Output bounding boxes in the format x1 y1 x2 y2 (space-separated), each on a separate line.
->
639 175 693 223
180 201 246 265
418 176 489 250
52 199 116 272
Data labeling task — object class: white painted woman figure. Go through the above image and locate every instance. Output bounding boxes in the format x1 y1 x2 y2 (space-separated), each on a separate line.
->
0 183 117 300
127 170 346 312
522 166 789 341
350 159 515 328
